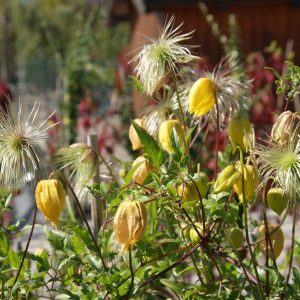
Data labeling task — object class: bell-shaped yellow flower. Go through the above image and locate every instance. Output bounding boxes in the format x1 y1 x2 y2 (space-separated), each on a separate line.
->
35 179 66 228
234 163 258 203
258 223 284 259
228 116 252 153
114 200 147 251
158 119 184 153
129 118 144 150
188 78 216 116
214 164 241 193
132 156 156 185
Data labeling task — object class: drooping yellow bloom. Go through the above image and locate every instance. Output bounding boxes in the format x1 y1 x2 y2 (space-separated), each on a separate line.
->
214 164 241 193
158 119 184 153
35 179 66 228
188 78 216 116
228 116 252 153
129 118 144 151
132 156 156 185
114 200 147 251
234 163 258 203
258 223 284 259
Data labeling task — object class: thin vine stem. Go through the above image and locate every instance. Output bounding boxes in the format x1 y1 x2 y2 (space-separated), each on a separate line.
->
171 72 192 173
125 246 135 300
10 145 40 294
214 98 220 181
239 148 264 300
62 173 107 270
286 202 297 284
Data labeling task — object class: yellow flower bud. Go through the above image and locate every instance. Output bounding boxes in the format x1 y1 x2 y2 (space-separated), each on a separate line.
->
188 78 216 116
234 163 258 203
129 118 144 150
267 187 288 216
271 111 300 145
35 179 66 228
214 164 241 193
258 224 284 259
158 120 184 153
132 156 156 185
114 200 147 251
228 116 252 153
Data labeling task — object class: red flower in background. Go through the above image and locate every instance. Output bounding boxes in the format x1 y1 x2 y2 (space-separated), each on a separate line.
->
0 80 13 112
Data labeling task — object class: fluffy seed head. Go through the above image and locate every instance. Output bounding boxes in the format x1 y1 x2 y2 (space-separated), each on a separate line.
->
131 16 197 95
252 133 300 200
0 103 55 191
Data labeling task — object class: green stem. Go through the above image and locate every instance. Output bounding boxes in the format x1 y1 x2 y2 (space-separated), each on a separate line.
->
63 174 107 270
125 246 135 300
286 202 296 284
10 146 40 294
239 148 264 300
191 254 205 285
97 150 117 182
188 176 206 232
171 72 192 173
214 97 220 181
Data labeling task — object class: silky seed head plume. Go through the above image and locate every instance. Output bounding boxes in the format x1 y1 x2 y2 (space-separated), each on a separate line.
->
55 143 98 186
252 133 300 200
131 16 197 95
0 102 55 191
55 143 99 203
189 57 250 128
143 84 190 137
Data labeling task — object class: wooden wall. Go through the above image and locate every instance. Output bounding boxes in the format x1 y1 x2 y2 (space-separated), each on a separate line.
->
152 0 300 65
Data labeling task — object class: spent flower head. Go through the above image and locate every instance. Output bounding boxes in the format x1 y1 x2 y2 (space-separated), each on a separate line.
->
0 102 55 191
142 84 190 136
252 132 300 200
54 143 98 202
131 16 197 95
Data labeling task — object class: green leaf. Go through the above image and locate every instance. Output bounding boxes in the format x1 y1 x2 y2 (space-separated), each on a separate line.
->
293 267 300 290
132 121 165 167
8 248 21 269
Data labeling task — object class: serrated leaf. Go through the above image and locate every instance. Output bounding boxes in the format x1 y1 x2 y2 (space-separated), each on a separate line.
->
293 267 300 289
8 248 21 269
132 121 165 167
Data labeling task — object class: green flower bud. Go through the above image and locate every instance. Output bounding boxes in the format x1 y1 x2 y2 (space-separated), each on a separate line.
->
234 163 258 203
214 164 241 193
228 116 252 153
225 227 244 249
267 187 288 216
